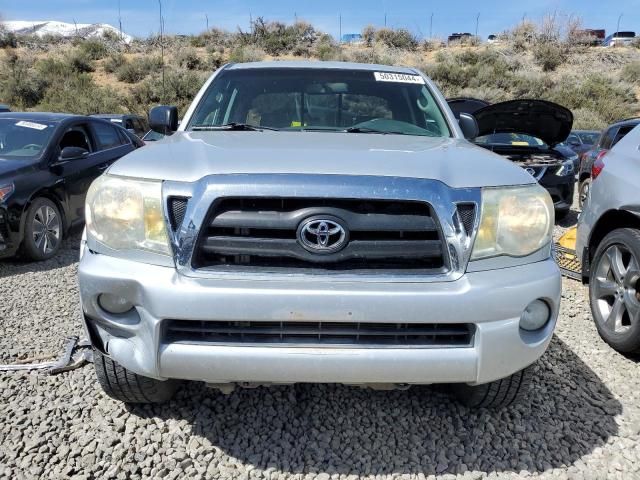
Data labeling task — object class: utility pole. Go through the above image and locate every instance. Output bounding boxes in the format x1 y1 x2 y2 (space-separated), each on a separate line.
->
158 0 164 104
384 12 387 27
117 0 123 41
294 12 298 23
429 13 433 39
616 13 623 34
339 13 342 43
475 13 480 38
205 14 209 31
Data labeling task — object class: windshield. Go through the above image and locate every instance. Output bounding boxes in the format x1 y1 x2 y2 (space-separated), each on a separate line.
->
577 132 600 144
474 133 546 147
0 118 55 159
188 68 451 137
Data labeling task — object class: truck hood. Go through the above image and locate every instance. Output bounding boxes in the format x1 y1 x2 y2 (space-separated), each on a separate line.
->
473 99 573 147
108 131 534 189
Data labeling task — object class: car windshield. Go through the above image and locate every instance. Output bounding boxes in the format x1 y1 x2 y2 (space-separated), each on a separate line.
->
187 68 452 137
577 132 600 144
474 133 546 148
0 118 56 159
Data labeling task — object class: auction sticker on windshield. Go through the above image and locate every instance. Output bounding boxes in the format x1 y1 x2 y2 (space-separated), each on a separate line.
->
374 72 425 84
15 121 48 130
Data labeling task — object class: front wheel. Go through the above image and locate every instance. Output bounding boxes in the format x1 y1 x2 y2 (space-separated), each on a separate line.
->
21 197 63 261
94 350 180 404
589 228 640 354
452 366 532 408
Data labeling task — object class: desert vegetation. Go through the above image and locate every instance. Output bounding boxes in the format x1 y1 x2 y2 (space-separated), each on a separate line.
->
0 16 639 129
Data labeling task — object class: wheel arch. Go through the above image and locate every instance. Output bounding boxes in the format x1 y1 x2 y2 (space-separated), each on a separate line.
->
19 189 69 237
584 209 640 282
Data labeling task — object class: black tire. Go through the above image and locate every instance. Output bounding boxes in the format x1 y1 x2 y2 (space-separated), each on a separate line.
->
21 197 63 261
589 228 640 354
452 365 532 408
578 179 591 209
94 350 179 404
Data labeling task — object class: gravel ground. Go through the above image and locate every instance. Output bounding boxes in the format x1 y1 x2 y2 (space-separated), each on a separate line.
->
2 194 640 480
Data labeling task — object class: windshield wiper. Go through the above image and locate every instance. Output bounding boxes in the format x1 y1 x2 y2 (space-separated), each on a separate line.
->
191 123 279 131
343 127 405 135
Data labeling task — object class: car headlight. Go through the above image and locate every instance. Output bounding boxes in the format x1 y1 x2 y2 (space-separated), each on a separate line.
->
0 183 14 203
471 184 554 260
85 174 170 255
556 159 575 176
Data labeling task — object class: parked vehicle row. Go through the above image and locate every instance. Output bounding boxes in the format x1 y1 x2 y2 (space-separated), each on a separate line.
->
578 118 640 207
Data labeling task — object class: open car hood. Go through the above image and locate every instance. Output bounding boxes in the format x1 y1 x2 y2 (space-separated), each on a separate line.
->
471 99 573 147
446 97 490 119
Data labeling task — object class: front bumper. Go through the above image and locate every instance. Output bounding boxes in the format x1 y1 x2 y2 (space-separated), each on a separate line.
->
0 206 19 258
79 248 561 386
539 172 575 212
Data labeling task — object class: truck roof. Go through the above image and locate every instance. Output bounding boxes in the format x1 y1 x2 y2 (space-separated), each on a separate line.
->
226 61 419 74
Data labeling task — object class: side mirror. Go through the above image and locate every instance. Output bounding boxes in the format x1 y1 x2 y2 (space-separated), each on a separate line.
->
458 113 479 140
59 146 89 161
149 105 179 135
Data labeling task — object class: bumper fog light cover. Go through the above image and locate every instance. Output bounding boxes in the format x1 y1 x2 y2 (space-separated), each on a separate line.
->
98 294 134 315
520 299 551 331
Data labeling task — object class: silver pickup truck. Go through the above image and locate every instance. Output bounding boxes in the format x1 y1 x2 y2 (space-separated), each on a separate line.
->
79 62 560 408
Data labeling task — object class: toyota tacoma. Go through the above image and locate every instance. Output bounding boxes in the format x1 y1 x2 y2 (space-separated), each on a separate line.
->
78 62 561 408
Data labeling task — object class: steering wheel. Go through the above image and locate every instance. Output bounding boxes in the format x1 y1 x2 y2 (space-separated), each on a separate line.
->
22 144 41 150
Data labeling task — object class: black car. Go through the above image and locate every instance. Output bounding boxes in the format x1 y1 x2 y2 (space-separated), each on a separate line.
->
90 114 149 138
448 98 578 219
0 104 10 113
577 118 640 207
561 130 600 157
0 112 142 261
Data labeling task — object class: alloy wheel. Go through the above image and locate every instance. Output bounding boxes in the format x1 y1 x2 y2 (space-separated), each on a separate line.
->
593 244 640 334
32 205 61 255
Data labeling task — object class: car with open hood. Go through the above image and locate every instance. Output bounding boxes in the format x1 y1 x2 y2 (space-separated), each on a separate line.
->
79 62 560 409
448 98 577 219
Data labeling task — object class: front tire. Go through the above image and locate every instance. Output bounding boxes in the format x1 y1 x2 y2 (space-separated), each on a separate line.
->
22 197 63 261
589 228 640 354
94 350 180 404
452 366 532 408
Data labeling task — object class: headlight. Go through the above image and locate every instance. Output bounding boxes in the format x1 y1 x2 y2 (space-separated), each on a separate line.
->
0 183 14 203
85 174 170 255
471 184 553 260
556 159 575 176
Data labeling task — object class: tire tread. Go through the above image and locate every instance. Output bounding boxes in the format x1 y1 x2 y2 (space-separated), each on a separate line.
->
94 350 178 404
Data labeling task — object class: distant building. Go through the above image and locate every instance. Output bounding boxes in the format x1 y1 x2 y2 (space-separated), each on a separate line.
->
341 33 362 43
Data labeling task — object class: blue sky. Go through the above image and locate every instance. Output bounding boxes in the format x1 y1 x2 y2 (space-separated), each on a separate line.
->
2 0 639 39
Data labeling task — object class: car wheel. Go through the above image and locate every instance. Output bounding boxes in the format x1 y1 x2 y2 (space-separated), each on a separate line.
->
94 350 180 404
452 365 532 408
22 197 63 261
589 228 640 354
578 179 591 208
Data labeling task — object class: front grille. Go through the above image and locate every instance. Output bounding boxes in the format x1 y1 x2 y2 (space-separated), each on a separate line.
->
165 320 476 347
192 198 447 273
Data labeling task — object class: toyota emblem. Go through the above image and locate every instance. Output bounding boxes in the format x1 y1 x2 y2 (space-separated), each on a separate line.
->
298 218 348 253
